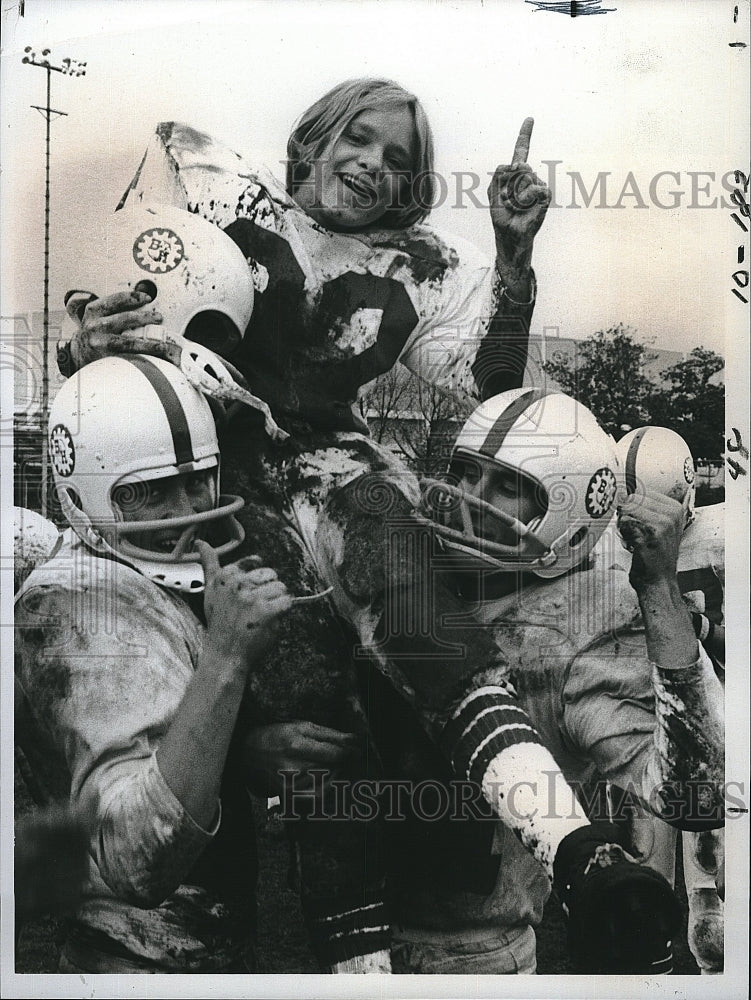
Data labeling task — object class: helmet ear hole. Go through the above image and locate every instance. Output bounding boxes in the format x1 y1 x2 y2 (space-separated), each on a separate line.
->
184 312 241 356
134 279 158 301
569 527 588 549
63 485 84 511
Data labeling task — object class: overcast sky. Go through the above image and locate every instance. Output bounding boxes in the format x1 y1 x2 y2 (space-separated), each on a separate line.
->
2 0 749 362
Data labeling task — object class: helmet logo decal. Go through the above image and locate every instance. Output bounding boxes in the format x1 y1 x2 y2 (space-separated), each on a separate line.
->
585 466 617 518
133 227 185 273
49 424 75 477
683 457 695 484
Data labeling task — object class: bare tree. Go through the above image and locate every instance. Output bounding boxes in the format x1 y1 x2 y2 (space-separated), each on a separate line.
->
392 378 474 478
358 364 412 444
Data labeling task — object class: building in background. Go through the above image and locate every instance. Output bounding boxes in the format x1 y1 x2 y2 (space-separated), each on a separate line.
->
10 311 66 521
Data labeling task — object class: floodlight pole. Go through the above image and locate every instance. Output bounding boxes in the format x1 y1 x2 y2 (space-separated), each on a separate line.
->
22 47 86 517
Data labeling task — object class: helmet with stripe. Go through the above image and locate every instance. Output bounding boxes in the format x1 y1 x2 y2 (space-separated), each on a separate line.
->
424 388 620 578
65 203 253 356
48 355 244 592
616 426 696 528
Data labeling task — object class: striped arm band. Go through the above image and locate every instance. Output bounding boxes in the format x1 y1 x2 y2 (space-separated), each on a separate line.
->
650 949 674 975
439 685 544 786
302 893 391 972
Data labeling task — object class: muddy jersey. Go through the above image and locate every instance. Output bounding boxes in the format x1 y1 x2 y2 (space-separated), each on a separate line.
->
471 523 725 817
120 122 531 434
677 503 724 622
13 506 61 593
365 517 724 935
14 531 257 973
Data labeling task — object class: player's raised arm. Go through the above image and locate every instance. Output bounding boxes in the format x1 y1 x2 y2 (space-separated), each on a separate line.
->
618 490 725 829
619 490 703 668
487 117 551 295
472 119 552 399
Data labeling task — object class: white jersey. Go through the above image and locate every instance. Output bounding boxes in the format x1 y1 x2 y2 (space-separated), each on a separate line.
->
13 506 61 593
15 530 257 972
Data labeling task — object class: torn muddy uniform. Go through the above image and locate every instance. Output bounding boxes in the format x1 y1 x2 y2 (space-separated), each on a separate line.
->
675 503 725 973
605 504 726 973
358 515 724 972
15 521 392 973
15 534 257 973
473 522 725 831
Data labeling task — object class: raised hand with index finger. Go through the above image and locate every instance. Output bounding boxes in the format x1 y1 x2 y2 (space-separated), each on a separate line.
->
488 116 552 282
512 116 534 167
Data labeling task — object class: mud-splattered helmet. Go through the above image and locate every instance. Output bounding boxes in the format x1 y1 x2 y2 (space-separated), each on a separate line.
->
48 354 244 592
65 202 254 356
423 388 620 578
616 426 696 528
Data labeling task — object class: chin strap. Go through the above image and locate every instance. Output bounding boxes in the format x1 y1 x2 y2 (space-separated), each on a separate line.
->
64 314 290 444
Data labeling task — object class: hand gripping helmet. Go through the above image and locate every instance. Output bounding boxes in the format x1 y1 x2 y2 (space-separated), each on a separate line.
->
64 203 289 443
48 354 244 592
423 387 621 579
65 202 254 356
616 426 696 528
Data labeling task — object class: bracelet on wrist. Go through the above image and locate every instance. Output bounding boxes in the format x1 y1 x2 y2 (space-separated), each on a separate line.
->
496 270 537 306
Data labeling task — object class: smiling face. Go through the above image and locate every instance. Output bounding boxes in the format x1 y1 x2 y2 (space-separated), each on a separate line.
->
111 468 215 553
293 105 417 231
458 453 546 548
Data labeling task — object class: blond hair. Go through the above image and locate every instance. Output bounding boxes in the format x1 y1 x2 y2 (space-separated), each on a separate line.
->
286 78 436 229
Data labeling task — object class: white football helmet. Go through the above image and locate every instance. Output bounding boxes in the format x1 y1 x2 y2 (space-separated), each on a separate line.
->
65 203 288 442
66 202 253 355
617 426 696 527
48 355 244 592
423 388 621 578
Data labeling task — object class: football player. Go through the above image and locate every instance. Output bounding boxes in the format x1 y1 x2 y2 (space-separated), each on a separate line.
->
614 425 725 974
14 356 357 973
396 389 726 974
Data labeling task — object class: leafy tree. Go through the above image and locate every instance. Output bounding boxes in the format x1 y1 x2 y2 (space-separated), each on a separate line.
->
541 323 657 436
648 348 725 461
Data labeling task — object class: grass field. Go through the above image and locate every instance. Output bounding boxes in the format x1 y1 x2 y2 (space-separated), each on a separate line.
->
14 770 700 976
